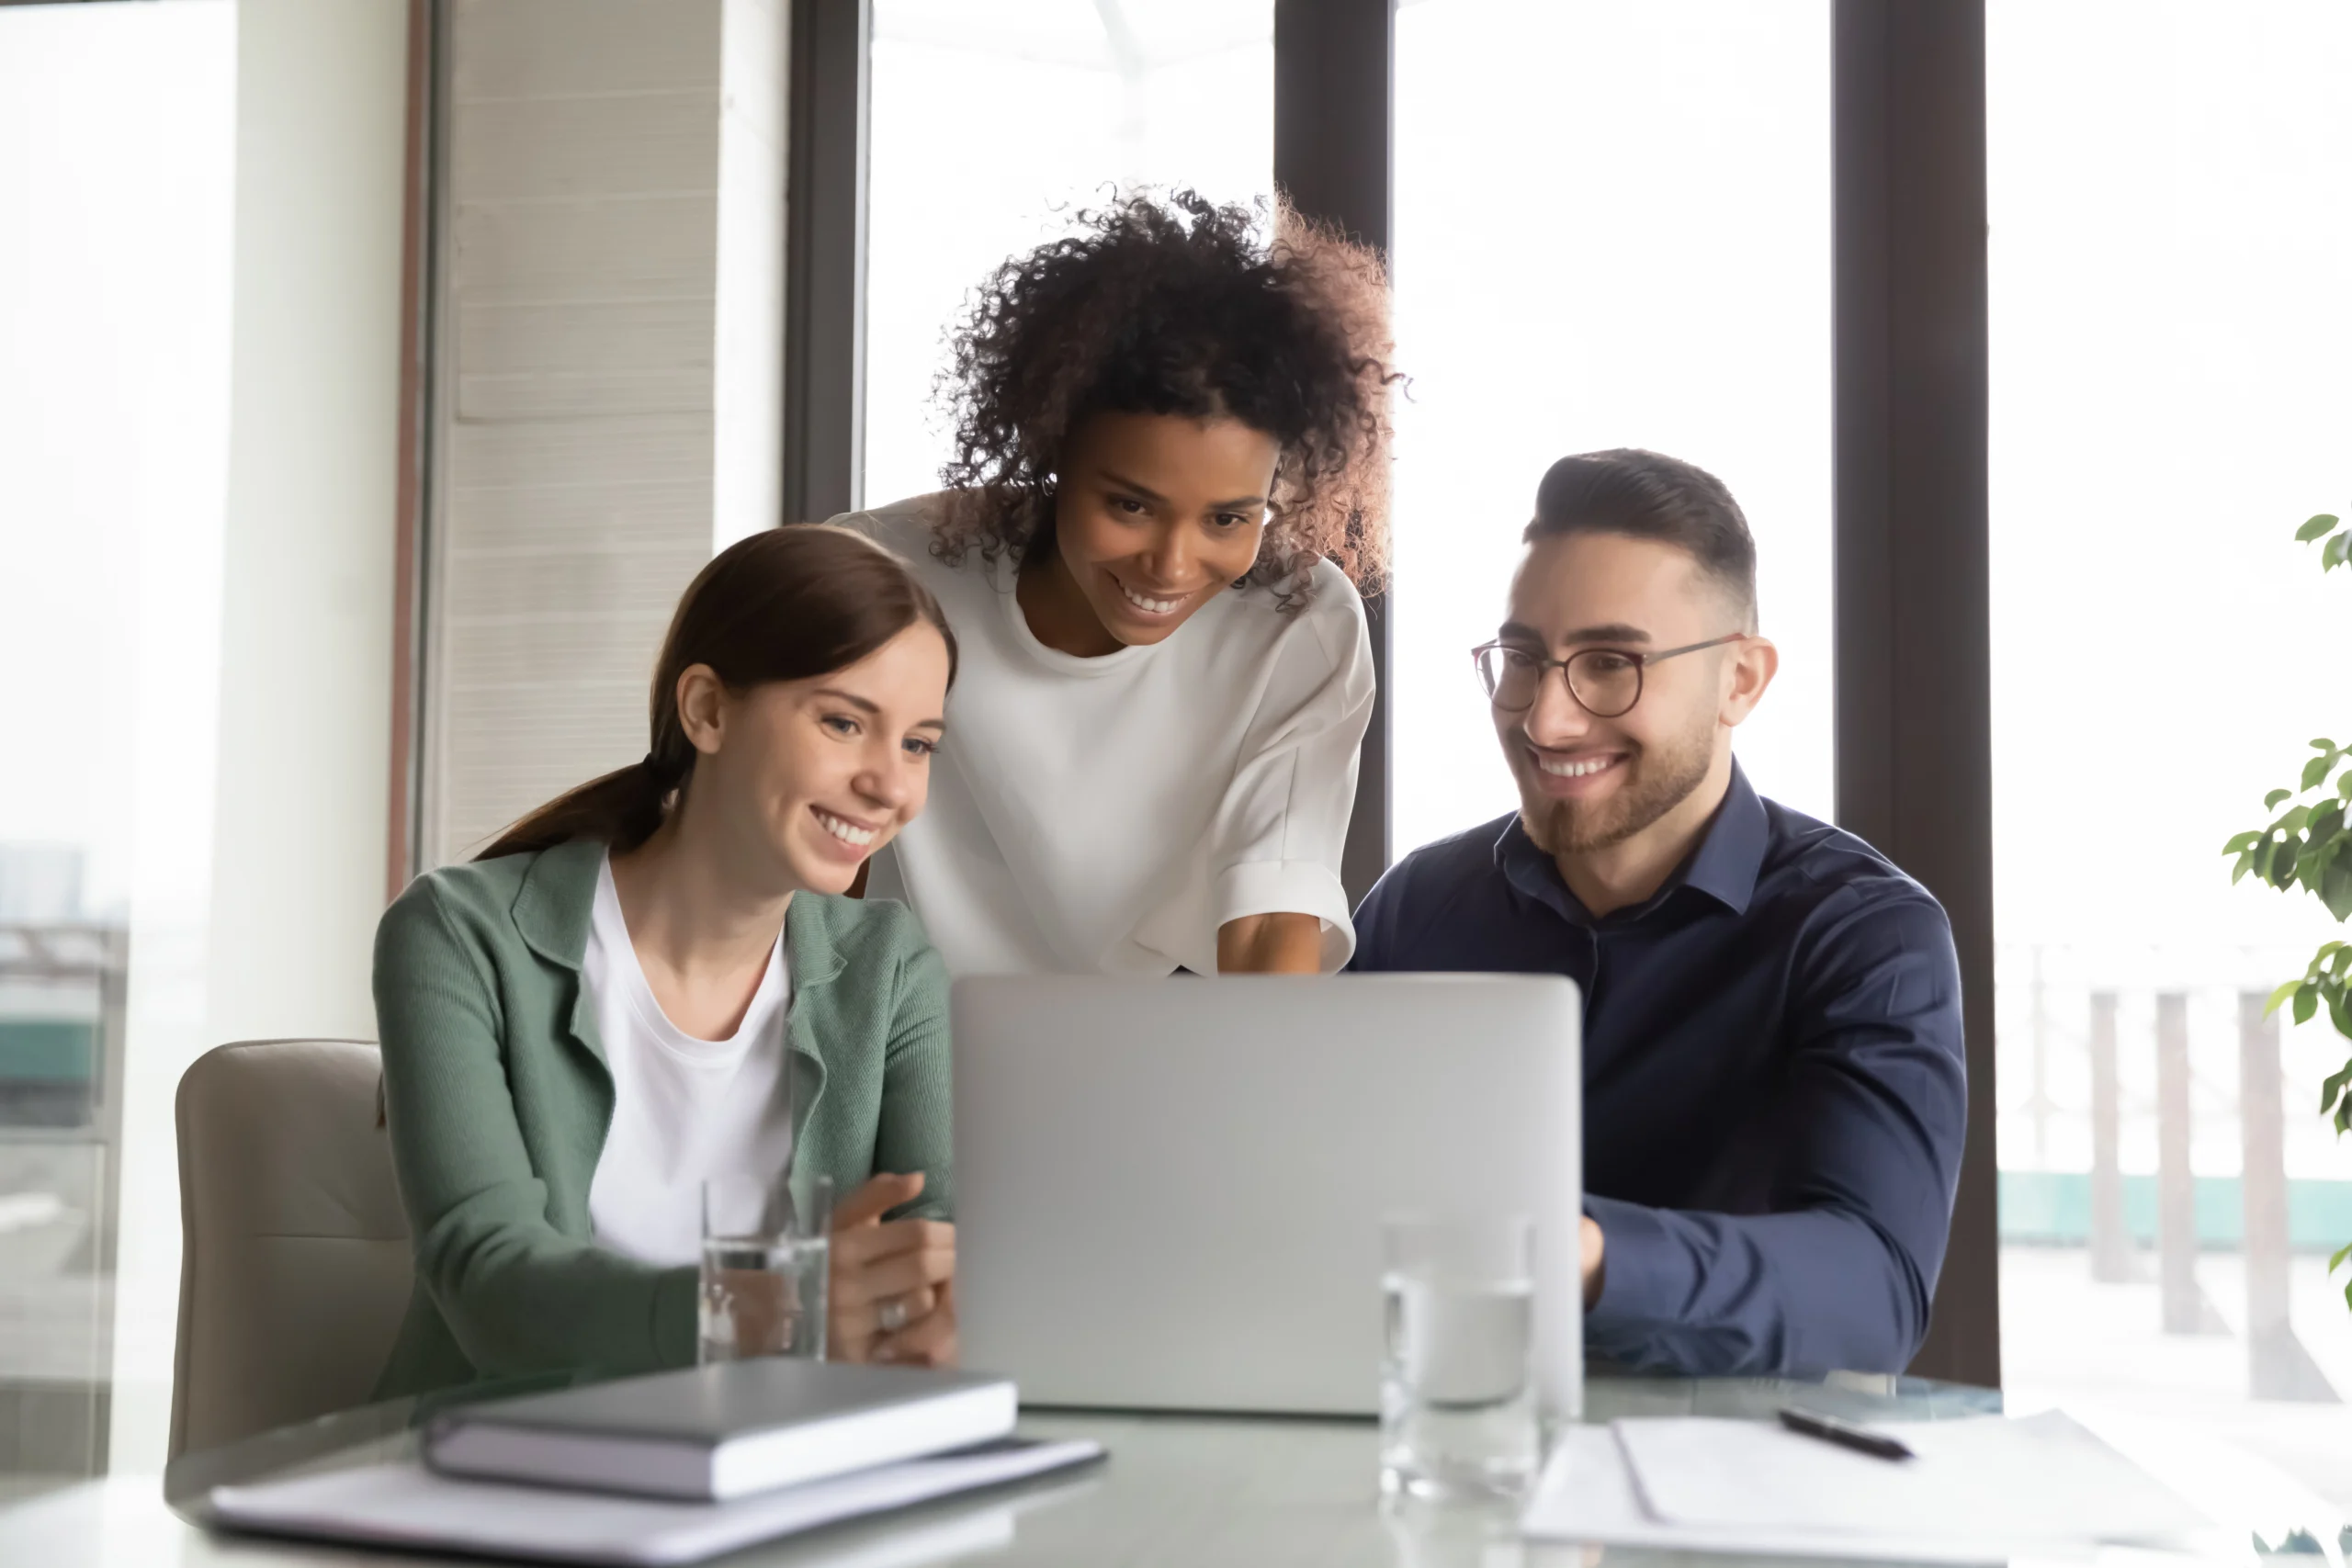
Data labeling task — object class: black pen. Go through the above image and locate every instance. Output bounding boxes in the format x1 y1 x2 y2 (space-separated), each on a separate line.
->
1776 1404 1916 1461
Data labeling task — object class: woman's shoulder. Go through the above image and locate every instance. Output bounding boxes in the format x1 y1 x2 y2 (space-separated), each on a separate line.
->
824 492 953 564
381 854 512 936
1293 554 1367 628
1210 553 1368 673
377 841 601 964
387 844 545 918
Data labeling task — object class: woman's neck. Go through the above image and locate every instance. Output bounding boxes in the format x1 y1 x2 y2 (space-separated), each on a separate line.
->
1016 548 1121 658
607 807 794 1036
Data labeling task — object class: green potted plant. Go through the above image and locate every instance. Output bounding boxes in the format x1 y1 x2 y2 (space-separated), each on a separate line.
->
2222 510 2352 1310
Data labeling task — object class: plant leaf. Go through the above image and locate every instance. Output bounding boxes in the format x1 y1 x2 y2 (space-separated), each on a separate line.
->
2268 788 2294 811
2330 1239 2352 1274
2273 835 2306 887
2323 857 2352 922
2267 978 2304 1016
2223 830 2264 854
2293 985 2319 1025
2298 513 2341 542
2278 805 2312 835
2304 752 2335 791
2324 1063 2352 1120
2306 832 2345 895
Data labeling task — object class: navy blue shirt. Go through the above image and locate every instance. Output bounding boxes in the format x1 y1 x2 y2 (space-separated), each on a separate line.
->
1351 763 1965 1378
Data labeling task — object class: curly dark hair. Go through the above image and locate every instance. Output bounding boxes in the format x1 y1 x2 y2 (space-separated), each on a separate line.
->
932 190 1396 607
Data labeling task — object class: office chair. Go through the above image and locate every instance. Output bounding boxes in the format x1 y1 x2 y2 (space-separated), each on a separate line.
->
168 1039 413 1460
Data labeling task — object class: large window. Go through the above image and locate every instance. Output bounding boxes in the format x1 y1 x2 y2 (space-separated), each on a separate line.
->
1388 0 1834 857
861 0 1273 511
1989 0 2352 1500
0 0 236 1495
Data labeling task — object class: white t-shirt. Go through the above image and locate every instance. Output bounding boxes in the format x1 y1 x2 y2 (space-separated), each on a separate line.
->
584 852 795 1267
839 492 1375 977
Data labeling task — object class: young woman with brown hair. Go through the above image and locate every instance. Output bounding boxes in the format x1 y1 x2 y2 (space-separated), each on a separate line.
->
840 191 1396 978
370 525 962 1397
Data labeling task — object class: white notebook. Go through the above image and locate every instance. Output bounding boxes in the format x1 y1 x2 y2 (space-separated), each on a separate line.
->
1523 1410 2210 1562
1522 1427 2030 1564
210 1438 1103 1567
1613 1409 2208 1544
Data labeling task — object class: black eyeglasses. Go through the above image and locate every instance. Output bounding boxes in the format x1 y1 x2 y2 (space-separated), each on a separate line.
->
1470 634 1747 717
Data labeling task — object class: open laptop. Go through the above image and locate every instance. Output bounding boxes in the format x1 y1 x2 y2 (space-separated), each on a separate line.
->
950 974 1582 1419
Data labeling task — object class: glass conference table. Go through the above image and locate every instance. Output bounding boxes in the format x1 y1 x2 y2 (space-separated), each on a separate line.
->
0 1370 2034 1568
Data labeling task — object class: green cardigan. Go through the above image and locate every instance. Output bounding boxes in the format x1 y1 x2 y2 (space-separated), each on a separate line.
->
369 839 952 1400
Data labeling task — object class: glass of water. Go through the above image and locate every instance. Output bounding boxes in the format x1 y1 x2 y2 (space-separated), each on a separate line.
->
1380 1213 1539 1502
699 1173 831 1363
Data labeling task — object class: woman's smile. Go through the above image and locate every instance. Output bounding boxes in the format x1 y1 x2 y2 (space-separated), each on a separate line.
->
1106 568 1201 619
811 804 882 851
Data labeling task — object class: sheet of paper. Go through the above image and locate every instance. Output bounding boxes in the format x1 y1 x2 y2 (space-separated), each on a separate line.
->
1610 1410 2208 1548
1521 1427 2090 1563
209 1438 1102 1567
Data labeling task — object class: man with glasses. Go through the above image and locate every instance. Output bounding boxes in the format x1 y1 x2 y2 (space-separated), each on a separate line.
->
1351 448 1965 1378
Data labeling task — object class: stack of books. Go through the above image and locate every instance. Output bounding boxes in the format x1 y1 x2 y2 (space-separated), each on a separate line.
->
208 1360 1102 1564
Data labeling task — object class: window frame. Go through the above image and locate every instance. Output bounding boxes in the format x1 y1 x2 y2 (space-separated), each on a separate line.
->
1832 0 1996 1387
780 0 2002 1387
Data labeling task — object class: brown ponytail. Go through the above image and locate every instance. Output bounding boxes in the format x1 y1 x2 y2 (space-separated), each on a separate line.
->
476 524 956 861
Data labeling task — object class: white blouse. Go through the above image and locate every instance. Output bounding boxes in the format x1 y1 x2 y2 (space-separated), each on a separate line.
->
838 492 1374 977
583 852 794 1266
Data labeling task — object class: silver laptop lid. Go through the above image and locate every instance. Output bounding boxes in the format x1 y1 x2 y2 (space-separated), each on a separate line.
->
951 974 1582 1418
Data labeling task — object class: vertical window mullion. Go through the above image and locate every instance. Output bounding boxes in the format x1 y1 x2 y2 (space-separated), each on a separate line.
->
1273 0 1396 907
1833 0 1998 1389
784 0 873 525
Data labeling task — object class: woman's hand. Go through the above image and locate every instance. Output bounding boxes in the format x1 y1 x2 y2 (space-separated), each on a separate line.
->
828 1171 957 1367
1580 1215 1605 1308
1216 911 1324 973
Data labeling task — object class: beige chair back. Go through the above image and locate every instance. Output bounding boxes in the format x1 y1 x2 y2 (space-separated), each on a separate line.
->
169 1039 413 1461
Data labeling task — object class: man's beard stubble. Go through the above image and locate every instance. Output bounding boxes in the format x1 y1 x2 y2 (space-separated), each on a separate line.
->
1518 710 1715 857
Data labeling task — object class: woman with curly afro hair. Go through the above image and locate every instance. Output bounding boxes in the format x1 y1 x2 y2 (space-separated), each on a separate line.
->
834 190 1396 977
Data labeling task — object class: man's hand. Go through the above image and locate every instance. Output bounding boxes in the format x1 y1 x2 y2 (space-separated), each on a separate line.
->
1581 1215 1605 1308
829 1172 957 1366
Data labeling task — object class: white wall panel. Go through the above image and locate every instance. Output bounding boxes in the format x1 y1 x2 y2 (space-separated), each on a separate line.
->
424 0 786 866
